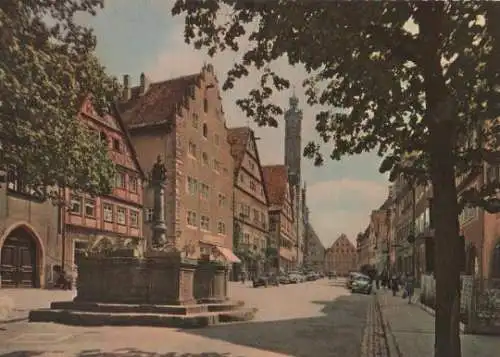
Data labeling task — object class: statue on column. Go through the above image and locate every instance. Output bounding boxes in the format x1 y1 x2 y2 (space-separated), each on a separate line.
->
150 155 174 251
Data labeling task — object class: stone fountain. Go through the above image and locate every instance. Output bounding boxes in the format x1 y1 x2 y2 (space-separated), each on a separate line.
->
29 156 256 328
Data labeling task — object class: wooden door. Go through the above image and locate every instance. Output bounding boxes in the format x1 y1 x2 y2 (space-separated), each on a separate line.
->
0 234 36 288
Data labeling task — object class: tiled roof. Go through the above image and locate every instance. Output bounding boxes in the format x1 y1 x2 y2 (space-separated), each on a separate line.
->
262 165 288 206
119 73 201 128
330 234 353 249
227 127 251 171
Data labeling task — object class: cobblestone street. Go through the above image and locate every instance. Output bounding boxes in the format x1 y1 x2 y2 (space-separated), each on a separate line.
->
0 279 377 357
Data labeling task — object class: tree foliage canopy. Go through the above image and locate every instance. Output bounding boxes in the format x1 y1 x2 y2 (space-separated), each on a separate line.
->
173 3 500 355
0 0 119 198
173 1 499 207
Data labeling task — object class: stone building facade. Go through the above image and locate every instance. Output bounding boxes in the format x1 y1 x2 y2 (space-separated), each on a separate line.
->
119 65 237 261
262 165 296 272
0 182 59 288
324 234 357 276
65 98 145 269
356 228 370 269
227 127 269 277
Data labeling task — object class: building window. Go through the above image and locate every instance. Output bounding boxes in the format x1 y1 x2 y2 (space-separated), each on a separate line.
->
223 167 229 176
99 131 108 144
202 123 208 138
250 180 256 191
217 221 226 235
70 195 82 215
249 161 255 171
202 152 209 166
253 209 259 222
214 134 220 145
188 141 197 158
213 159 221 173
203 98 208 112
117 206 126 225
187 176 198 195
218 193 226 207
112 138 121 152
192 113 199 128
200 183 210 200
129 177 138 193
116 172 126 188
201 215 210 231
239 173 244 183
130 210 139 227
84 199 96 218
187 211 197 227
103 203 113 222
243 232 250 244
145 208 154 222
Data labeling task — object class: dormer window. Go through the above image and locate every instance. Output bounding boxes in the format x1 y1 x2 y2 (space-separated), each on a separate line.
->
112 138 121 152
202 123 208 138
99 131 108 144
203 98 208 113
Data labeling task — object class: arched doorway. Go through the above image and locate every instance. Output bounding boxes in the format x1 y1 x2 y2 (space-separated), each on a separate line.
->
1 227 39 288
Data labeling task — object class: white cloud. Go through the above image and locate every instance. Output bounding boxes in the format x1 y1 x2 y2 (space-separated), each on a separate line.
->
308 179 388 247
145 7 318 166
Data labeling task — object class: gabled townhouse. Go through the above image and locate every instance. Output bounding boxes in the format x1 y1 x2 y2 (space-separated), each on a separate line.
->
227 127 269 278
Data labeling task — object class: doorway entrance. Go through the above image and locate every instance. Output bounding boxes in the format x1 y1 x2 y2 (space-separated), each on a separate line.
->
1 227 38 288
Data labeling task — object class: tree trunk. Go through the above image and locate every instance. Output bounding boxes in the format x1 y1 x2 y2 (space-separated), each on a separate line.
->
429 122 462 357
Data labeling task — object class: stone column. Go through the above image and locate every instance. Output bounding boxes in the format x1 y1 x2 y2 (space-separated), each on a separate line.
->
212 264 229 302
152 180 167 248
177 259 197 305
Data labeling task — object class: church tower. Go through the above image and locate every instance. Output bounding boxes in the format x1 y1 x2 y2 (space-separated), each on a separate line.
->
284 93 303 186
284 92 304 268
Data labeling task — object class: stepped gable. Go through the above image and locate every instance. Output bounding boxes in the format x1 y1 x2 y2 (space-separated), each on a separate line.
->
119 73 202 128
262 165 288 206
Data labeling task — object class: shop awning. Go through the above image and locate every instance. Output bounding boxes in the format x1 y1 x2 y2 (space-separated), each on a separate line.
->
215 246 242 264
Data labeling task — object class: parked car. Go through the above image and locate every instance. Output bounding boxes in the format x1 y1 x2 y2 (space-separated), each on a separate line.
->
288 273 302 284
346 272 364 289
278 274 291 284
328 271 337 279
306 272 318 281
253 273 280 288
351 274 373 294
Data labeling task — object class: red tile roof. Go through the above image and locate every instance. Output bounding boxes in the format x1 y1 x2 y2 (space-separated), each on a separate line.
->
227 127 251 171
262 165 289 206
119 73 201 128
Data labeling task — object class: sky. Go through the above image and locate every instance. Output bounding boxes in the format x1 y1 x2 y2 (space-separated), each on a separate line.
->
80 0 390 248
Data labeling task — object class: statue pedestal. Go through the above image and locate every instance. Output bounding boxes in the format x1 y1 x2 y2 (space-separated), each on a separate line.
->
194 260 229 303
74 252 198 305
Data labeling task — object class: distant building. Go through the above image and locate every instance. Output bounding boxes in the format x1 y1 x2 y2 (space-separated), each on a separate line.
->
304 222 325 272
227 127 269 278
262 165 296 272
324 234 357 276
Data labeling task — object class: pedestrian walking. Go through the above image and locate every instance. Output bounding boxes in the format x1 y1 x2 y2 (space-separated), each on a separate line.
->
240 271 246 284
391 274 399 296
404 273 415 304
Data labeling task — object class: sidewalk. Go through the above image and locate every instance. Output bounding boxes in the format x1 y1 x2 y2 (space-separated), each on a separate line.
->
376 290 500 357
0 288 75 323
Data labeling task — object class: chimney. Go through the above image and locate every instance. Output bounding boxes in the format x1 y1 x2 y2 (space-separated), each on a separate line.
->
122 74 131 101
139 72 150 95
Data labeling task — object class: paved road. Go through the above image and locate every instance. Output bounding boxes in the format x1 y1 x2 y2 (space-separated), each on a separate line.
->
0 279 371 357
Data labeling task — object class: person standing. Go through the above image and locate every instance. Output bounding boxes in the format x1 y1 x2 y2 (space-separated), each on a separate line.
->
405 273 415 304
391 273 399 296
